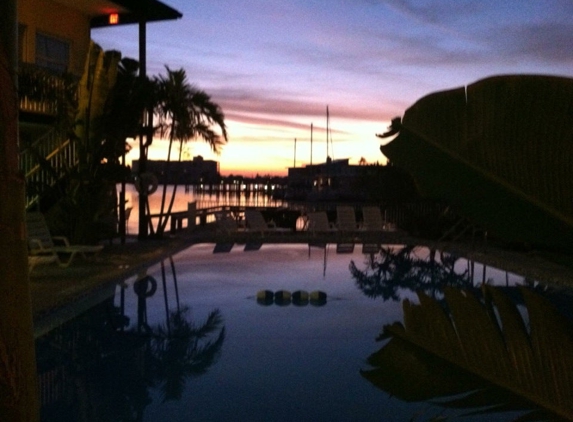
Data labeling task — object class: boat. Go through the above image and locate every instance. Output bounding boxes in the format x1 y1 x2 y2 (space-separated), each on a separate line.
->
286 107 368 202
379 74 573 252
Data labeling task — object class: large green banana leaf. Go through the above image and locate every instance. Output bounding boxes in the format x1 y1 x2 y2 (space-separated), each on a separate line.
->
75 41 121 165
362 285 573 421
380 75 573 251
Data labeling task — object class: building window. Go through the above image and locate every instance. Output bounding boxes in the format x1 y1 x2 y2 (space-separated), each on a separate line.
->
35 32 69 73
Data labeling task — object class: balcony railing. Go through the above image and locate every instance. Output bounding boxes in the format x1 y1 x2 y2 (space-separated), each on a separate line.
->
18 62 77 117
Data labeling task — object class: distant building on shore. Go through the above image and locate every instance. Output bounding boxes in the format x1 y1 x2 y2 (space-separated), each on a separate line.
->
287 158 418 202
132 156 220 184
287 158 368 201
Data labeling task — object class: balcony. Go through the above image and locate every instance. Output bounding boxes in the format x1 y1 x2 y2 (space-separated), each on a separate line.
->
18 62 77 122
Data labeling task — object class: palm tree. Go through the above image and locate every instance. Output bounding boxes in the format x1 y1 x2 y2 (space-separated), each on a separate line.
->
153 67 227 236
349 246 472 301
148 307 225 401
101 57 151 167
101 57 154 240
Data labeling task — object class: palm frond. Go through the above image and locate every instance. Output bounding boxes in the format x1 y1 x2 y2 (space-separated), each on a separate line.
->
147 306 225 402
362 285 573 420
381 75 573 251
186 327 226 376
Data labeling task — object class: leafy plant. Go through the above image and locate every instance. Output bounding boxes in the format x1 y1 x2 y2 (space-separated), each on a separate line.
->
38 45 151 243
362 285 573 421
42 42 124 243
379 75 573 252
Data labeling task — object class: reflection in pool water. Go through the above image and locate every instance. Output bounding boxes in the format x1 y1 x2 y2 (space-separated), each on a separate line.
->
36 244 573 421
350 245 479 301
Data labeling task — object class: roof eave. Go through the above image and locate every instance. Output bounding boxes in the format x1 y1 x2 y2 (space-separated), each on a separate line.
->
90 0 182 28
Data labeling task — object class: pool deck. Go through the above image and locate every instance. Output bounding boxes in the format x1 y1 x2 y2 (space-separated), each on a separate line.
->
30 224 573 331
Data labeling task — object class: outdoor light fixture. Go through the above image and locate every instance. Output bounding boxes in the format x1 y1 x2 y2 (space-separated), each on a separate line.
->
109 13 119 25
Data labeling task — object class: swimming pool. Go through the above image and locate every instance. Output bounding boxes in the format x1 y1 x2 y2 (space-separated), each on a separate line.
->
36 243 573 421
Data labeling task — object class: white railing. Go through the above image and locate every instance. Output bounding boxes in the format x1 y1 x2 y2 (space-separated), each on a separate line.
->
20 128 77 208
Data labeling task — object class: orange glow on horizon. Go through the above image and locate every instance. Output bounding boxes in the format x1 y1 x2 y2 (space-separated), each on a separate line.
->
123 117 389 178
109 13 119 25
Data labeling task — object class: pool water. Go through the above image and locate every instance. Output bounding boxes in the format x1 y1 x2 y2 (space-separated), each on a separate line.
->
36 243 573 421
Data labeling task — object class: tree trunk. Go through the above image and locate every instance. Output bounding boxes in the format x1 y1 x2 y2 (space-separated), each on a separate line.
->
0 1 40 420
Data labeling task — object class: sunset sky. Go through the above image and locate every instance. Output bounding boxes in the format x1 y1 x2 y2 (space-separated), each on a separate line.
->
92 0 573 176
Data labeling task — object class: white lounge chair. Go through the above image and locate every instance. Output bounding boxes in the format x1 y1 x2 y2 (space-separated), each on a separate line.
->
336 206 359 232
361 206 385 231
245 210 290 236
214 211 239 234
28 255 58 274
26 212 103 268
306 211 336 235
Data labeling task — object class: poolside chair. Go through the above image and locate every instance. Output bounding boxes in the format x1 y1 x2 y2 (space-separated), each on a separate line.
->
214 211 239 235
336 243 355 253
306 211 336 235
336 206 359 232
361 243 381 254
305 212 337 257
213 242 234 253
244 210 290 235
26 212 103 268
28 255 59 274
361 206 385 231
244 241 263 251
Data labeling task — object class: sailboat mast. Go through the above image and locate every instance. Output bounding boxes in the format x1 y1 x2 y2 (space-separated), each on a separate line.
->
325 106 330 188
293 138 297 168
326 105 329 160
310 123 313 165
